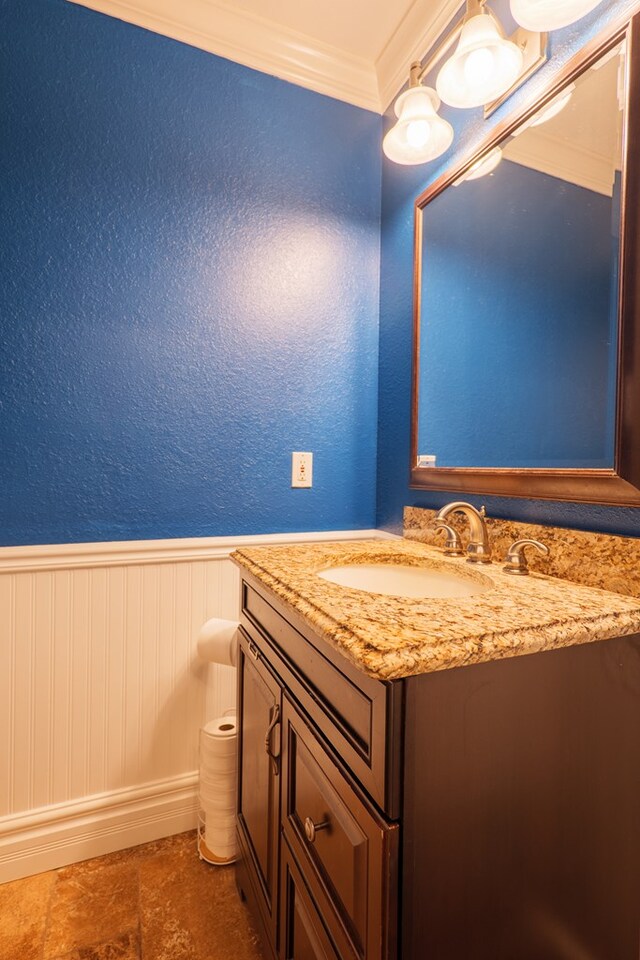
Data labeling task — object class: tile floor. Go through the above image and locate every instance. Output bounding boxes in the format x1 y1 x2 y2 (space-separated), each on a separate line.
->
0 831 264 960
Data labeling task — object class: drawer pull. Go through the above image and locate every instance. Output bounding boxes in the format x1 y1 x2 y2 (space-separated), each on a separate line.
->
265 704 281 774
304 816 330 844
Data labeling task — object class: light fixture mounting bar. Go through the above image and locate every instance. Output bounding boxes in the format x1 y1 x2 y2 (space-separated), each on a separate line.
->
483 27 548 116
416 13 468 87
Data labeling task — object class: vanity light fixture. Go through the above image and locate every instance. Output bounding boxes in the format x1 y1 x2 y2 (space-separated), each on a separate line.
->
529 82 575 126
436 1 524 109
459 146 503 182
385 0 547 165
510 0 603 32
383 65 454 165
385 0 608 167
509 81 576 136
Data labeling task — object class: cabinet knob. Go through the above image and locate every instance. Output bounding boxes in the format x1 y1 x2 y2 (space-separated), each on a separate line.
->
304 816 329 844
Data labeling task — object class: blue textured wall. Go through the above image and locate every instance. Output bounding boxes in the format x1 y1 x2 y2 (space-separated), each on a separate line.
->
0 0 381 546
377 0 640 537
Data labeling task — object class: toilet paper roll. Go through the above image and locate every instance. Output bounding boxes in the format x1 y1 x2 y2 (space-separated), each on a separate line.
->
200 762 236 785
200 765 236 785
204 817 237 842
200 746 236 767
205 820 236 841
204 829 237 860
199 712 238 862
201 746 236 768
197 618 239 667
200 789 235 812
203 807 236 827
201 742 235 760
200 721 237 770
201 752 235 769
202 716 237 738
200 804 235 823
200 749 236 773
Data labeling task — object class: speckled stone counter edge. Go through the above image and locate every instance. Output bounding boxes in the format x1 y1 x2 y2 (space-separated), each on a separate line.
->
232 539 640 681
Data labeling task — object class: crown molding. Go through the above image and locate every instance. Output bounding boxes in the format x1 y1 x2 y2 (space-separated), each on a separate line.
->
67 0 465 115
505 128 616 196
67 0 380 111
375 0 463 112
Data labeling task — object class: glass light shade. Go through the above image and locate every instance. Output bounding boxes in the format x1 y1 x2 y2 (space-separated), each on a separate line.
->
510 0 603 31
436 12 524 109
463 146 503 182
510 0 601 33
383 87 454 165
529 83 575 126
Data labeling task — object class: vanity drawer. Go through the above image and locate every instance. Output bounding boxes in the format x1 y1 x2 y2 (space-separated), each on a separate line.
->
281 696 398 960
241 578 402 818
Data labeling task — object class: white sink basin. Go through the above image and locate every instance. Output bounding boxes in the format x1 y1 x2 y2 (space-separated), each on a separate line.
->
317 563 490 599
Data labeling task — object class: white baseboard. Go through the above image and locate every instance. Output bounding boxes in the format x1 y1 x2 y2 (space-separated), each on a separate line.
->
0 773 199 884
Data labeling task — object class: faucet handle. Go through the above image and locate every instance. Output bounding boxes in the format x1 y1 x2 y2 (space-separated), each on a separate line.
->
502 539 550 576
434 521 464 557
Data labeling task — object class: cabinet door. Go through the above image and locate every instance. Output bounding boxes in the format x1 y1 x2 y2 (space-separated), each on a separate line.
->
282 696 398 960
280 839 340 960
237 629 283 954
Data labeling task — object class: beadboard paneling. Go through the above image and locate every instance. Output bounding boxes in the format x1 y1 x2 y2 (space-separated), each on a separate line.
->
0 529 391 881
0 556 233 819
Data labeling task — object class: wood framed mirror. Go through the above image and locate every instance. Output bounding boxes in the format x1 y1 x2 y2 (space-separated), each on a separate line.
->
410 9 640 506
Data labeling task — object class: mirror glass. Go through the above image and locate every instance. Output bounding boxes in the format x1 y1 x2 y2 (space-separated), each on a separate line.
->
416 41 626 470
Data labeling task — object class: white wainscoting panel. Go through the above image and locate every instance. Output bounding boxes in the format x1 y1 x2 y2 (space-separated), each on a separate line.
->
0 528 391 882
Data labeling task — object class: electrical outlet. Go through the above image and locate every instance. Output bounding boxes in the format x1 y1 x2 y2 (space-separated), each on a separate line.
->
291 452 313 488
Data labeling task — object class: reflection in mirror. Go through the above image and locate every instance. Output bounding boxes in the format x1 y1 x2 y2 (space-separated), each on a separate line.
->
417 40 625 470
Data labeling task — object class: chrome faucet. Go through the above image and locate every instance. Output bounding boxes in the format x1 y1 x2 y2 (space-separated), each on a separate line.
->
435 501 492 564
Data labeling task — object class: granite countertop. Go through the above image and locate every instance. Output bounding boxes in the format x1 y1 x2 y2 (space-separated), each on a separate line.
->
231 539 640 681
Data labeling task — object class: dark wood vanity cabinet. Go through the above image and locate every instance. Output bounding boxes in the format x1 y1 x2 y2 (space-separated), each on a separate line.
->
236 576 400 960
235 573 640 960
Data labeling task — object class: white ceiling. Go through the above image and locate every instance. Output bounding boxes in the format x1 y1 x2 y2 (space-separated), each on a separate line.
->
66 0 463 112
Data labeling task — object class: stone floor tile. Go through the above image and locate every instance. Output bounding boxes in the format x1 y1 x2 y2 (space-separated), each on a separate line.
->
43 860 139 958
48 929 140 959
56 831 196 878
139 842 262 960
2 832 262 960
0 869 55 960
